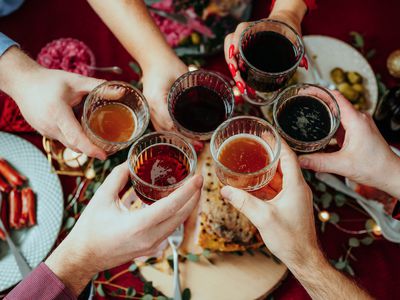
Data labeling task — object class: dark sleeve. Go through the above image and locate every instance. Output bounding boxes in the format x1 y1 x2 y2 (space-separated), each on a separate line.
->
5 263 76 300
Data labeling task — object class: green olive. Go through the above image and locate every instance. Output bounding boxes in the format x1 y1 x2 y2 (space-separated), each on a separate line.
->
346 71 363 84
338 82 359 101
352 83 364 93
330 67 346 84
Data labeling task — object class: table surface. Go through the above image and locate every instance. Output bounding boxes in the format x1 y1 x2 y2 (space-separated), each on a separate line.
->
1 0 400 299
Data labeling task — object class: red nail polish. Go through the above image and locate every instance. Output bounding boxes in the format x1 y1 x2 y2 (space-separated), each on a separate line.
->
300 56 308 70
229 45 235 59
228 63 237 77
236 81 245 94
247 86 256 97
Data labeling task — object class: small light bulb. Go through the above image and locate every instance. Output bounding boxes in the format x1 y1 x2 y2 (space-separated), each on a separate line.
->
63 148 88 168
372 224 382 236
318 210 330 222
188 64 199 72
233 86 241 97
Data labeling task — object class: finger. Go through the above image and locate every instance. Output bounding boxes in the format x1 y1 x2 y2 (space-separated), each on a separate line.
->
57 106 107 160
279 141 303 188
331 91 360 129
151 189 201 243
150 103 174 131
101 162 130 196
68 74 105 94
298 151 348 175
138 175 203 225
220 186 267 226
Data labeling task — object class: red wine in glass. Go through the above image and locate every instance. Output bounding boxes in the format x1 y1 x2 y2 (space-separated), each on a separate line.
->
133 144 190 204
276 95 332 142
240 31 298 92
173 86 228 133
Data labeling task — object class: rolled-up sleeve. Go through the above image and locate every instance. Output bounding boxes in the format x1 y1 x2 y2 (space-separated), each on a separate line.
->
0 33 19 56
5 263 76 300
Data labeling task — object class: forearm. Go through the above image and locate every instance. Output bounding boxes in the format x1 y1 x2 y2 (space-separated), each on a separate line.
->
379 154 400 199
269 0 307 27
0 46 41 100
45 238 95 296
288 249 373 300
88 0 180 73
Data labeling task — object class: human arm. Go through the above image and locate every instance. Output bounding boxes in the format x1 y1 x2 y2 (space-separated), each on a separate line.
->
298 91 400 199
220 142 372 300
0 44 106 159
88 0 188 131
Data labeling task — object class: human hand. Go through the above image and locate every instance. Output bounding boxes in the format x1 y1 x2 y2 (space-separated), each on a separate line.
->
142 58 188 131
221 142 319 267
46 162 203 295
298 91 400 198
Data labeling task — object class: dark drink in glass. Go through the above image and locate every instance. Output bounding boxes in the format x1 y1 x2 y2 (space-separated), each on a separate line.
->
238 19 304 105
128 132 197 204
273 84 340 152
168 70 234 140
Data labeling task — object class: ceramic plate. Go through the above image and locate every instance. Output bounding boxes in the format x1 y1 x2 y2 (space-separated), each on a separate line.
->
0 132 63 292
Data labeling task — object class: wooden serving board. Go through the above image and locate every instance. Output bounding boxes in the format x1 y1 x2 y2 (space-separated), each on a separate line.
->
124 145 287 300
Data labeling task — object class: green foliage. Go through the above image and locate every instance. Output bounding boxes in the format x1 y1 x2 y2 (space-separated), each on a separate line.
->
349 237 360 248
182 288 191 300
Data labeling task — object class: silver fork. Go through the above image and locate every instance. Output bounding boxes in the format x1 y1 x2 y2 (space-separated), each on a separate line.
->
168 224 184 300
305 45 337 91
0 193 31 278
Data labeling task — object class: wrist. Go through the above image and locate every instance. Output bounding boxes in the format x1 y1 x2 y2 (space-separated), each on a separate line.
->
286 245 327 277
45 237 96 296
0 47 42 102
269 0 307 27
381 154 400 199
142 52 186 78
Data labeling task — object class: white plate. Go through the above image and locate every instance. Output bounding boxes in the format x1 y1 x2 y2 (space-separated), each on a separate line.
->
0 132 63 292
261 35 378 119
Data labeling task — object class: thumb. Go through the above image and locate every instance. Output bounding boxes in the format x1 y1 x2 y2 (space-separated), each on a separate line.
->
100 162 130 198
221 186 268 227
298 152 346 175
70 74 105 93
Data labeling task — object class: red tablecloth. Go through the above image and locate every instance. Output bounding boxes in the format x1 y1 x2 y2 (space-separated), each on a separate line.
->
1 0 400 299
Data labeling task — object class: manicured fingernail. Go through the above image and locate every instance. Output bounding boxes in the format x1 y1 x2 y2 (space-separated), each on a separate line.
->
229 45 235 59
246 86 256 96
236 81 245 94
228 63 237 77
300 56 308 70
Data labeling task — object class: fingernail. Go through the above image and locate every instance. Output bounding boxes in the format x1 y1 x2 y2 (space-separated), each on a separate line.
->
220 186 232 199
246 86 256 97
236 81 245 94
229 45 235 59
194 175 204 188
228 63 237 77
298 156 309 168
300 56 308 70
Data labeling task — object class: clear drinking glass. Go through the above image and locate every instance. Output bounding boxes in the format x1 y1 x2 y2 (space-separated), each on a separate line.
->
168 70 234 140
128 132 197 204
273 83 340 153
238 19 304 106
82 81 150 155
210 116 281 191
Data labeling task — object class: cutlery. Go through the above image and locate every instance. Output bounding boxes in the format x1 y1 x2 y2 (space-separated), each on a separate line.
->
168 224 184 300
87 65 123 75
305 46 336 91
0 193 32 277
315 172 400 243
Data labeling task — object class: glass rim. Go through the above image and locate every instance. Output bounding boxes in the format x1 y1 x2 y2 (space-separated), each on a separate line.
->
82 80 150 146
210 115 281 177
127 131 197 191
272 83 341 146
167 70 235 138
239 19 305 76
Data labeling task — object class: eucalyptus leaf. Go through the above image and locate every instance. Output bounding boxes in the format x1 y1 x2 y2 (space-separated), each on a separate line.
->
365 219 375 231
345 264 355 276
103 160 111 171
76 177 82 185
144 0 163 5
92 182 102 193
129 61 142 76
142 295 153 300
350 31 364 49
361 236 374 245
128 263 138 272
144 281 154 294
157 296 168 300
202 249 211 258
335 260 347 270
321 193 333 208
329 212 340 224
104 270 111 280
116 288 124 295
349 237 360 248
182 288 191 300
63 217 76 230
334 194 346 207
366 49 376 60
92 273 99 280
96 284 105 297
127 287 136 297
187 253 200 262
316 182 327 192
321 222 326 233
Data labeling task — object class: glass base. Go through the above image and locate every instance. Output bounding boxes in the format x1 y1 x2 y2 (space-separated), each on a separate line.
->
242 90 280 106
